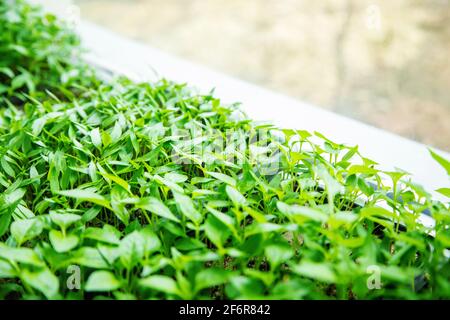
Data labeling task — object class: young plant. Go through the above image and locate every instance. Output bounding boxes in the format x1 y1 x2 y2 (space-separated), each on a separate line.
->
0 0 449 300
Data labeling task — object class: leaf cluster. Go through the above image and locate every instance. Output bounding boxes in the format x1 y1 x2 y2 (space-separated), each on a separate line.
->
0 0 449 300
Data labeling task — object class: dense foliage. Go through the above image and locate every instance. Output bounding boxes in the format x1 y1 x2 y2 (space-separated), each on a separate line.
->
0 0 449 300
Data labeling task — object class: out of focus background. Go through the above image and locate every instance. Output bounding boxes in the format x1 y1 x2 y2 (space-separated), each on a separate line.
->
69 0 449 150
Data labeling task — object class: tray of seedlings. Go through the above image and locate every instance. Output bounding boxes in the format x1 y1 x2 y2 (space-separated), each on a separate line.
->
0 0 449 300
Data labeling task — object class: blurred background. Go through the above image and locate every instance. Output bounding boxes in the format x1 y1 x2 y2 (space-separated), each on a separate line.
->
69 0 450 150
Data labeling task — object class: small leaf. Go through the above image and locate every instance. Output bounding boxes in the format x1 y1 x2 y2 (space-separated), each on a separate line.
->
265 243 294 269
1 157 15 177
3 188 25 208
136 197 180 223
173 192 202 224
154 175 184 194
164 172 188 183
57 189 110 208
348 165 378 175
21 268 59 299
206 205 238 239
0 243 44 266
204 214 229 249
206 171 236 186
83 225 121 245
292 261 337 283
119 231 145 270
380 265 417 284
72 247 110 269
110 121 123 143
100 172 131 194
0 214 11 238
140 226 161 256
10 218 44 245
0 259 16 278
49 230 79 253
81 206 102 223
429 149 450 176
139 275 179 296
31 117 47 136
90 128 102 149
277 202 328 222
436 187 450 198
102 131 112 147
85 271 121 292
195 268 232 291
49 211 81 230
225 185 247 206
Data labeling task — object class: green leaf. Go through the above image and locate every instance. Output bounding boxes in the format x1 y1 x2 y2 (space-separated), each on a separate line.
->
90 128 102 149
173 191 202 224
174 237 206 251
140 226 161 256
206 171 236 186
1 157 15 177
136 197 180 223
110 185 131 225
164 172 188 183
57 189 110 208
139 275 179 296
97 244 121 265
360 206 397 220
206 205 239 239
0 67 14 78
316 165 342 210
277 201 328 222
204 214 229 249
10 218 44 245
195 268 232 291
1 1 450 300
227 276 264 299
348 165 378 175
110 121 123 143
8 44 29 55
72 247 110 269
0 259 16 278
129 130 140 155
85 271 121 292
225 185 247 206
83 225 121 245
100 172 131 194
244 222 286 237
429 149 450 176
380 265 417 284
341 146 358 162
292 261 337 283
2 188 25 209
31 117 47 136
102 131 112 147
81 206 102 223
0 243 44 266
244 269 274 287
119 230 145 270
0 213 11 238
49 230 79 253
21 268 59 299
265 243 294 269
49 211 81 230
153 174 184 194
436 187 450 198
